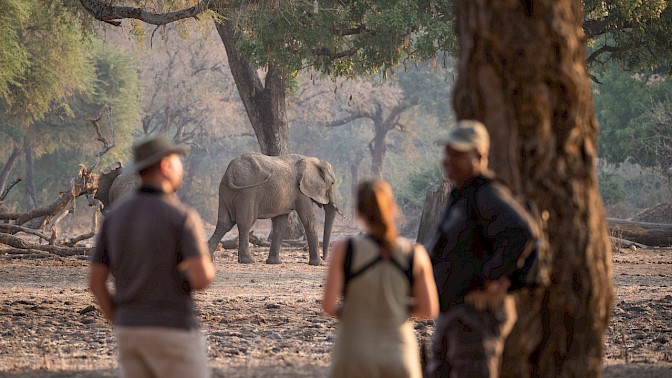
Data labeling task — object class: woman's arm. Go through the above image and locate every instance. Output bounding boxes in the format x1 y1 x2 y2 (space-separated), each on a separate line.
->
321 239 347 317
410 244 439 319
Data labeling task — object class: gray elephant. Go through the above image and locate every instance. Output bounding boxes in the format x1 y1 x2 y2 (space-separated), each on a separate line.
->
207 152 339 266
94 163 138 215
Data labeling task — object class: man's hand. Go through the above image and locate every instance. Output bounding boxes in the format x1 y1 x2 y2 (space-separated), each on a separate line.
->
466 277 510 311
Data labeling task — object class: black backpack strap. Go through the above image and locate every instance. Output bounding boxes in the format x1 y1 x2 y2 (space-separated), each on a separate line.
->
342 237 415 298
388 242 415 287
342 238 354 298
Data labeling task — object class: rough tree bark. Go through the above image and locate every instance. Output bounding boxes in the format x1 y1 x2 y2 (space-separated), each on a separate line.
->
453 1 613 377
23 141 37 211
214 21 289 157
416 179 451 246
349 151 365 219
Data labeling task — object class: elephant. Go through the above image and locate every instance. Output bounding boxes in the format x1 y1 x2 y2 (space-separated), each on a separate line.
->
94 163 139 215
207 152 339 266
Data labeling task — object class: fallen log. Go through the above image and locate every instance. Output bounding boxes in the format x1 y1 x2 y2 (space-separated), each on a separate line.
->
607 218 672 247
0 233 90 256
609 236 648 250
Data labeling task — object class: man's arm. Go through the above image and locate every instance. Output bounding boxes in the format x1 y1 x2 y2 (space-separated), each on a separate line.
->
88 263 115 322
477 183 538 281
179 255 214 290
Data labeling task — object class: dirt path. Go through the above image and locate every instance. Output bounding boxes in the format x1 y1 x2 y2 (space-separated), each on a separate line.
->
1 243 671 377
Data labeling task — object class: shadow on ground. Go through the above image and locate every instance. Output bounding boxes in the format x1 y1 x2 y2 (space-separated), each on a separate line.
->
2 363 672 377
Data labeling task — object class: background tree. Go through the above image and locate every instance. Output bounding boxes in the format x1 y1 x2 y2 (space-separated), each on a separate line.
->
584 0 672 73
76 0 456 157
452 1 612 376
1 1 100 210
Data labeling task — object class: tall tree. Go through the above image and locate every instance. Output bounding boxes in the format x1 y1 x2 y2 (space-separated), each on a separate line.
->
452 1 613 376
0 1 97 209
75 0 455 157
0 2 141 210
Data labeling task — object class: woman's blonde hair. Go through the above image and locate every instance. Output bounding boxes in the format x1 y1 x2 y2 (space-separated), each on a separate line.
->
356 179 398 251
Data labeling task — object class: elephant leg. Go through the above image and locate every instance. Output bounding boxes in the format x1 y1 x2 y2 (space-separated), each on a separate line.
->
296 201 323 266
266 214 289 264
236 220 255 264
207 215 235 258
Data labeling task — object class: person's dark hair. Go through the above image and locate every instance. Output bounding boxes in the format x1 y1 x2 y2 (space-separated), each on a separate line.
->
356 179 398 252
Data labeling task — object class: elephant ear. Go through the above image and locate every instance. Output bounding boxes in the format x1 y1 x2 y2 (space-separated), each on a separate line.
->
226 152 275 189
298 157 334 205
95 162 122 211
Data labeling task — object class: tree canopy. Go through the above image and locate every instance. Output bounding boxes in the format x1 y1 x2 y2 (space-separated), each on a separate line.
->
584 0 672 73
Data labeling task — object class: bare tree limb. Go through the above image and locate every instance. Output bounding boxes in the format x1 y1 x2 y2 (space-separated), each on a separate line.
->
78 0 213 26
86 107 116 173
586 45 622 67
0 178 22 201
0 233 90 256
0 224 50 241
323 113 370 127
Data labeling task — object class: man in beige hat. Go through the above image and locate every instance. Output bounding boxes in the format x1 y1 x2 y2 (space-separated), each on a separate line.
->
426 120 538 377
88 134 214 378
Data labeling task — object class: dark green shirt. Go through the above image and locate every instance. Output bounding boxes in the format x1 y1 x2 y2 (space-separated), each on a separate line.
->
91 186 210 330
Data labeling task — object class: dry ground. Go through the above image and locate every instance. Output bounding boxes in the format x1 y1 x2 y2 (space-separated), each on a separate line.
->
0 233 671 377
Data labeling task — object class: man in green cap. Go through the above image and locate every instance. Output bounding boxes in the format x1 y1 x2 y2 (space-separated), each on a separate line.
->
426 120 539 377
88 133 214 378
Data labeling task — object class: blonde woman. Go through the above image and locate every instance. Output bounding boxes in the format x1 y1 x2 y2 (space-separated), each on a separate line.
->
322 179 438 378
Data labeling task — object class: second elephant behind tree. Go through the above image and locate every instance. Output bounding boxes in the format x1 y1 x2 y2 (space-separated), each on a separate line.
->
207 152 339 266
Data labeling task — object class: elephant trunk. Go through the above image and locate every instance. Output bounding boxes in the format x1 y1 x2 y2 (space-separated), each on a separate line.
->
322 203 337 260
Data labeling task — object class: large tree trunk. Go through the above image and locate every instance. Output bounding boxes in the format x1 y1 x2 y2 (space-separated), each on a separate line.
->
23 142 37 211
349 152 364 220
215 20 288 156
453 1 613 377
416 179 451 246
369 130 387 179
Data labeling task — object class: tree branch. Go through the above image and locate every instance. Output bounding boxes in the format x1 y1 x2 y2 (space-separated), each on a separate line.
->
323 113 370 128
0 178 22 201
583 18 633 40
78 0 213 26
0 233 90 256
312 47 360 61
586 45 622 67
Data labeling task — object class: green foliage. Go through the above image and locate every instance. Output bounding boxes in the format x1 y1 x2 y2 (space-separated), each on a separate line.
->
232 0 455 77
585 0 672 73
597 170 626 205
0 19 142 210
0 0 96 126
593 62 672 170
393 160 443 235
0 0 31 102
599 161 672 218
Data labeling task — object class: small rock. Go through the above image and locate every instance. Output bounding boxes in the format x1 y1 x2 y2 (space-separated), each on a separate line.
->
271 332 282 340
79 305 96 315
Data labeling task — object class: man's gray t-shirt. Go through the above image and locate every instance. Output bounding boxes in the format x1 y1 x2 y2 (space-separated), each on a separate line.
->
90 187 210 330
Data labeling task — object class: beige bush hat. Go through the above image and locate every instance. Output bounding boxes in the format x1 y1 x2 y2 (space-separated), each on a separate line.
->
127 134 190 173
440 119 490 155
